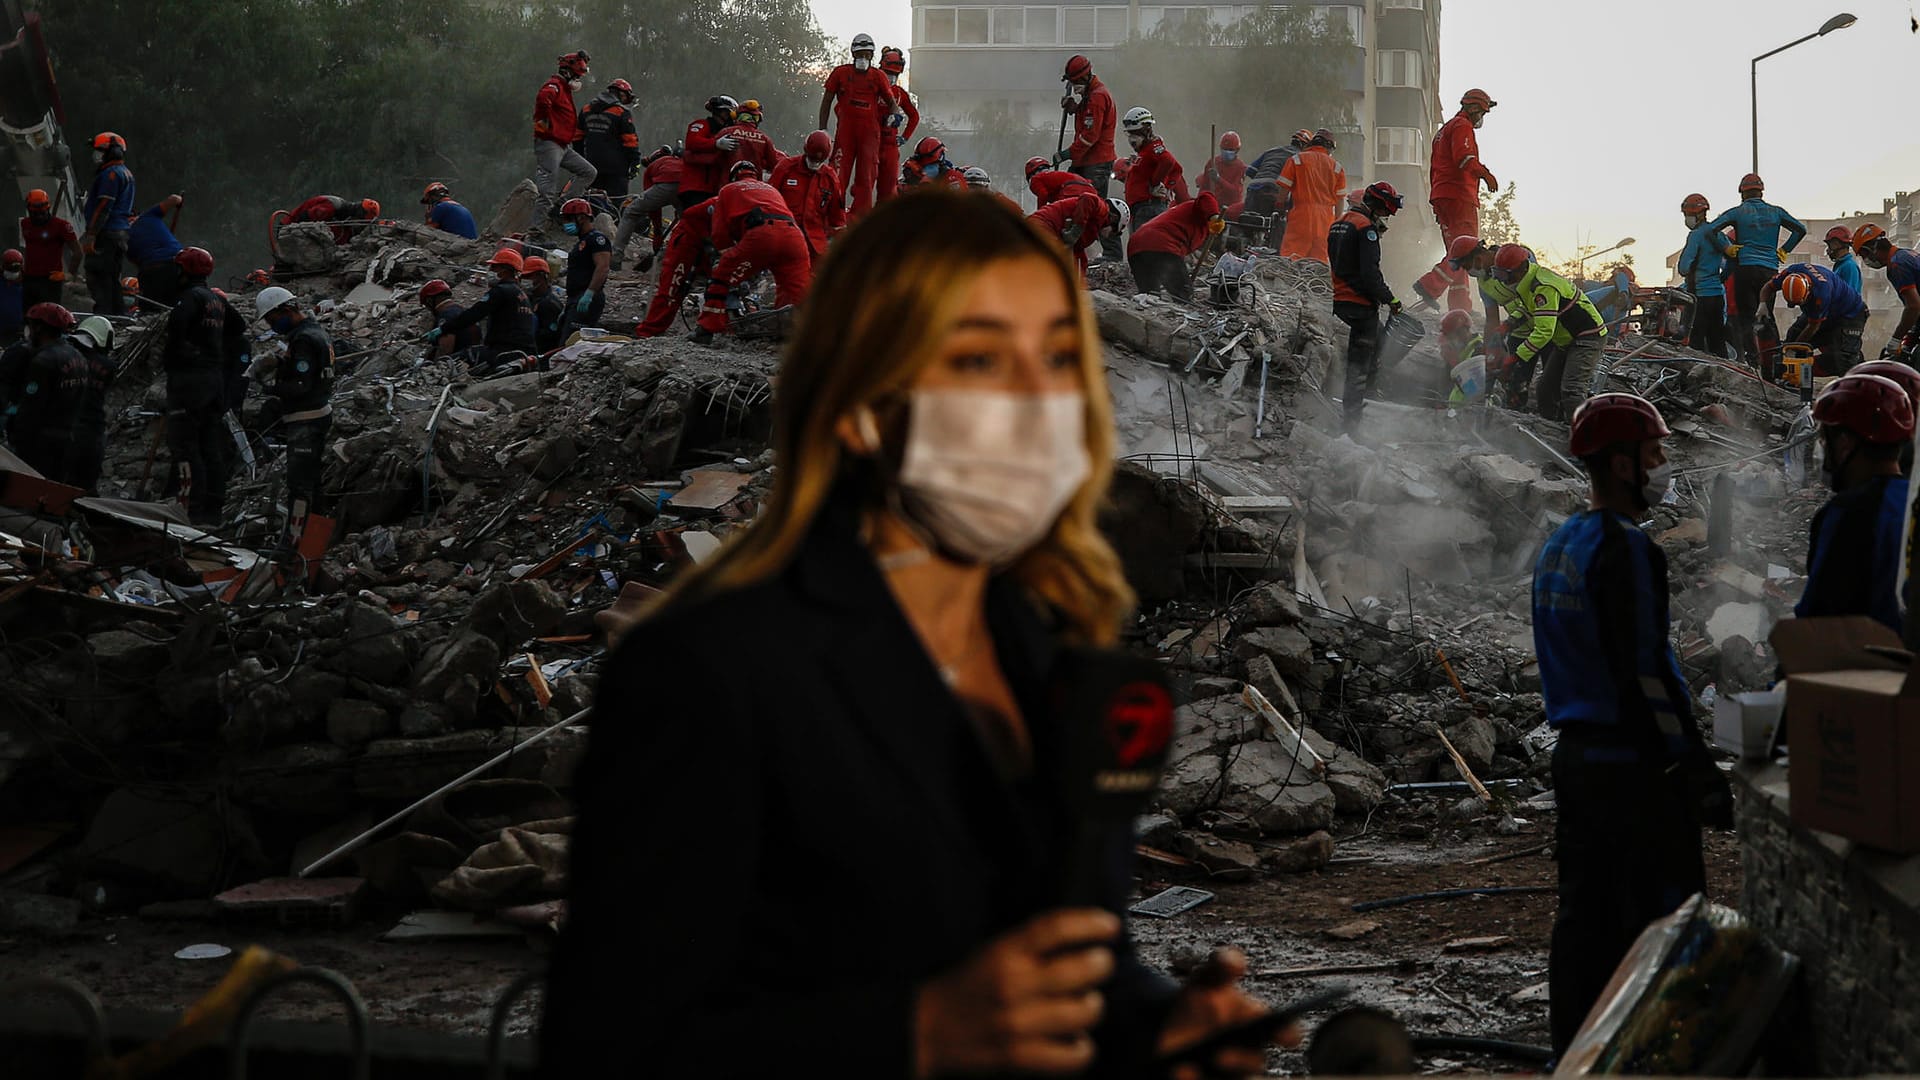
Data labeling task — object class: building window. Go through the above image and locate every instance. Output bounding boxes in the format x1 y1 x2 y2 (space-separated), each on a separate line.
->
1375 127 1425 166
1316 4 1363 41
923 7 956 44
957 7 989 42
1027 6 1057 43
1381 0 1424 8
1097 6 1127 41
1063 6 1129 44
992 7 1024 42
1376 49 1422 88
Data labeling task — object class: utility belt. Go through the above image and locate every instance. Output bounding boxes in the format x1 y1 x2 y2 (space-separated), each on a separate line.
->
742 209 796 231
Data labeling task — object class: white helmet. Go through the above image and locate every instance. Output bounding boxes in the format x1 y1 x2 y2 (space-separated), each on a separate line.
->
1122 106 1154 132
851 33 875 54
962 166 991 189
255 286 296 320
1106 198 1131 234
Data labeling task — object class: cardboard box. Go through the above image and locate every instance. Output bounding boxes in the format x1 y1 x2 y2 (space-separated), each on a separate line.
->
1770 617 1920 853
1713 688 1785 760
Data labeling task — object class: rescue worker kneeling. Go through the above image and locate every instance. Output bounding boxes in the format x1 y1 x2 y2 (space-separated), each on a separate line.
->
1532 392 1728 1056
1127 190 1221 302
429 249 538 374
691 162 812 344
1488 244 1608 421
1795 373 1913 634
254 286 336 556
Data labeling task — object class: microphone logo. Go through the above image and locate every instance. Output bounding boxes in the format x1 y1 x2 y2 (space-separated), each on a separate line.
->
1103 680 1173 769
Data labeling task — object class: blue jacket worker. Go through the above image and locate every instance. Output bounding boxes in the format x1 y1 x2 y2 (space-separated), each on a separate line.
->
1676 193 1727 357
420 181 479 240
127 195 187 307
1532 392 1728 1056
1708 173 1807 369
1797 373 1913 635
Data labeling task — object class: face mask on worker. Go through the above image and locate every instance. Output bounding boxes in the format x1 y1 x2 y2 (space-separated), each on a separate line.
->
563 221 580 235
1864 249 1888 270
1065 84 1086 105
1685 213 1704 228
2 269 17 283
1220 149 1237 162
1639 460 1672 508
922 163 943 179
267 310 296 335
879 390 1091 566
569 77 584 92
806 156 825 172
1127 132 1147 150
854 55 871 71
1470 110 1485 129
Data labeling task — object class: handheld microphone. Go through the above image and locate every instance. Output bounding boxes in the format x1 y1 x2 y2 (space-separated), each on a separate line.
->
1052 647 1175 908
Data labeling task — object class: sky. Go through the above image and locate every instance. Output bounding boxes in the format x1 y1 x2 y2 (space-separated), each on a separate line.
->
808 0 1920 271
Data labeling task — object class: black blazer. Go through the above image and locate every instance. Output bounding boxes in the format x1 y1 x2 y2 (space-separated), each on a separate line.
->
541 489 1176 1077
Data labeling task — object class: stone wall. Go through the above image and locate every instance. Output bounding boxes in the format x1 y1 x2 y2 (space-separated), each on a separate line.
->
1733 764 1920 1074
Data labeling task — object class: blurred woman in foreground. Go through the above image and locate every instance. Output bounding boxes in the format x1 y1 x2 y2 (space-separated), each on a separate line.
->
542 191 1286 1077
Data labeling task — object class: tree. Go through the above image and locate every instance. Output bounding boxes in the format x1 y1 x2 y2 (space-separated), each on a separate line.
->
1479 183 1521 247
921 103 1053 202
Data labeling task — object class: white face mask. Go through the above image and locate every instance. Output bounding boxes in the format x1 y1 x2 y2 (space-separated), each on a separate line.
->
1126 132 1146 149
885 390 1091 566
1470 113 1485 129
854 57 871 71
806 157 825 171
1640 461 1673 508
569 78 584 92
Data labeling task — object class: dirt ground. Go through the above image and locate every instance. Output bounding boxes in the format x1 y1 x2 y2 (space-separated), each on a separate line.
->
1 806 1743 1065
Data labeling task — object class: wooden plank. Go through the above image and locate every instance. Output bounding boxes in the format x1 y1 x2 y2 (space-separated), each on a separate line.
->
666 469 752 511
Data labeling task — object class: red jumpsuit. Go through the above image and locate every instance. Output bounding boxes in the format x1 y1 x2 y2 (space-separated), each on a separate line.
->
697 180 813 334
1121 138 1189 210
720 123 782 179
1198 154 1247 209
681 117 726 201
1429 112 1495 311
1065 77 1117 168
1028 193 1109 278
289 195 359 245
634 198 717 338
1276 146 1346 263
1029 170 1097 206
875 83 919 203
1128 191 1219 257
823 64 896 216
769 156 847 263
641 154 683 245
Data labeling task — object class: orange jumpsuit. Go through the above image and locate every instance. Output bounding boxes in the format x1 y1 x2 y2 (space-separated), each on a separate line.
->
1276 146 1346 263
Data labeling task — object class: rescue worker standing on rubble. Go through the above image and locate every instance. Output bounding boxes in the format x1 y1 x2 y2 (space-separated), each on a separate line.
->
1117 108 1186 236
0 303 91 486
1329 181 1404 433
1826 226 1862 295
522 257 568 353
19 189 80 309
433 249 538 373
680 95 739 212
544 190 1301 1079
80 132 135 316
1796 373 1913 633
127 194 186 306
614 145 683 272
1200 132 1247 211
875 48 918 203
64 316 113 492
1494 244 1609 420
1677 194 1728 358
560 199 612 334
820 34 895 216
1278 130 1347 264
692 164 811 344
1535 391 1726 1058
254 286 336 557
162 247 234 527
633 195 718 339
1059 55 1119 260
1706 174 1807 370
770 131 846 265
1429 90 1498 311
577 79 641 199
1851 225 1920 363
532 51 598 231
419 182 478 240
1127 190 1222 301
1759 262 1868 376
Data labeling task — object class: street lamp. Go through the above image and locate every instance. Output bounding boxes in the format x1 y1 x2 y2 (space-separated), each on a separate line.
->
1578 237 1635 284
1752 13 1857 172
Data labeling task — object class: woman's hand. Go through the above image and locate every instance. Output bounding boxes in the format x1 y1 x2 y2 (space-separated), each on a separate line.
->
914 908 1120 1078
1157 948 1300 1080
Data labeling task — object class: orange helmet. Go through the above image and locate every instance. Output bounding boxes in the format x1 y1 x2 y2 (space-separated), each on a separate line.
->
1490 243 1533 283
559 197 593 217
880 47 906 75
1446 234 1486 268
1738 173 1764 195
1779 272 1813 306
24 302 75 331
1825 225 1853 245
1680 193 1709 215
559 50 591 77
488 248 524 272
1851 360 1920 409
913 135 945 161
92 132 126 156
245 268 273 286
1852 223 1889 253
1460 88 1497 111
1 249 21 270
1220 131 1242 151
1063 54 1093 80
729 160 761 182
24 188 49 211
522 256 551 276
174 247 214 277
359 198 381 218
121 275 139 296
1440 310 1473 336
804 130 833 163
421 181 451 205
419 279 453 304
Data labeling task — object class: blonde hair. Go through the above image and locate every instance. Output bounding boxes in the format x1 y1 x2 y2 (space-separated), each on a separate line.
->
654 191 1134 644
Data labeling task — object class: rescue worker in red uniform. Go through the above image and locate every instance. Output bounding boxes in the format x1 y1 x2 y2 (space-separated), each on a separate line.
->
1128 191 1223 302
577 78 641 198
1117 108 1187 237
1430 88 1499 311
819 34 896 217
633 197 719 339
615 145 683 271
1413 234 1484 311
1278 130 1347 264
691 165 812 343
278 195 381 248
17 189 80 309
1329 182 1406 433
875 47 918 203
533 50 598 229
1199 131 1247 210
769 131 846 264
680 95 740 211
901 137 968 190
1027 160 1097 207
719 99 782 181
1029 195 1126 279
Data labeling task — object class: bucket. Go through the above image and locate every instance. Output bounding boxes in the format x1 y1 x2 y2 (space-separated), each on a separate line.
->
1450 354 1487 401
1378 311 1427 371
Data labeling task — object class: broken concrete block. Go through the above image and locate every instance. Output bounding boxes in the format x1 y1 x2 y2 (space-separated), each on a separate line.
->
1171 830 1261 880
1464 453 1543 507
213 877 365 923
397 702 455 738
1325 770 1388 816
326 698 393 749
1325 918 1381 940
328 601 411 685
411 630 502 721
80 790 261 894
0 888 81 933
231 742 355 815
1135 812 1182 847
1242 582 1303 627
1442 715 1498 779
1706 602 1769 647
85 629 171 677
1234 625 1315 679
1217 741 1336 834
1260 829 1334 873
354 730 506 801
466 579 567 649
1171 695 1262 760
1099 461 1209 602
1156 750 1227 818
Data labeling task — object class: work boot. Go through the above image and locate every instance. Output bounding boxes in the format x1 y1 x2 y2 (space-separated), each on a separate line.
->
636 251 655 273
690 327 715 345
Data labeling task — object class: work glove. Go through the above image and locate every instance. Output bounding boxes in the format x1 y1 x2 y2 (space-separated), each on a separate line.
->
628 163 642 179
1723 243 1744 257
576 289 595 314
421 326 443 344
1206 217 1225 236
1776 248 1791 263
1151 183 1174 203
1388 299 1404 316
1480 170 1498 192
1051 149 1072 167
1060 221 1084 247
715 135 739 151
895 134 906 147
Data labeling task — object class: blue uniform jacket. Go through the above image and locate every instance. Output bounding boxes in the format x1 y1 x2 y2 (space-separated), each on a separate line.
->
126 205 183 266
428 200 479 240
83 163 136 234
1678 223 1726 297
1885 248 1920 298
1533 510 1695 761
1831 251 1862 295
1796 475 1908 634
1707 197 1807 269
1775 262 1867 323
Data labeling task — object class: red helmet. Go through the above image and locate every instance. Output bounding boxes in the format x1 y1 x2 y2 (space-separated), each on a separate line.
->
804 129 833 163
1569 393 1671 457
1490 243 1533 282
1363 181 1403 214
1680 192 1709 215
1849 360 1920 409
0 249 21 270
1460 88 1497 111
1814 373 1917 445
1312 128 1337 149
488 248 525 271
24 188 49 211
1446 234 1484 268
559 197 593 217
245 268 273 286
1825 225 1854 245
1852 223 1889 253
1738 172 1764 195
1219 131 1242 151
92 131 126 156
1063 54 1093 80
359 198 381 218
1025 156 1050 179
913 135 945 161
729 160 760 181
1291 128 1313 147
559 50 591 76
24 302 74 331
1440 310 1473 335
420 181 451 205
522 256 551 276
608 78 634 102
419 279 452 304
174 246 214 277
122 275 138 295
1779 272 1813 306
880 47 906 75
